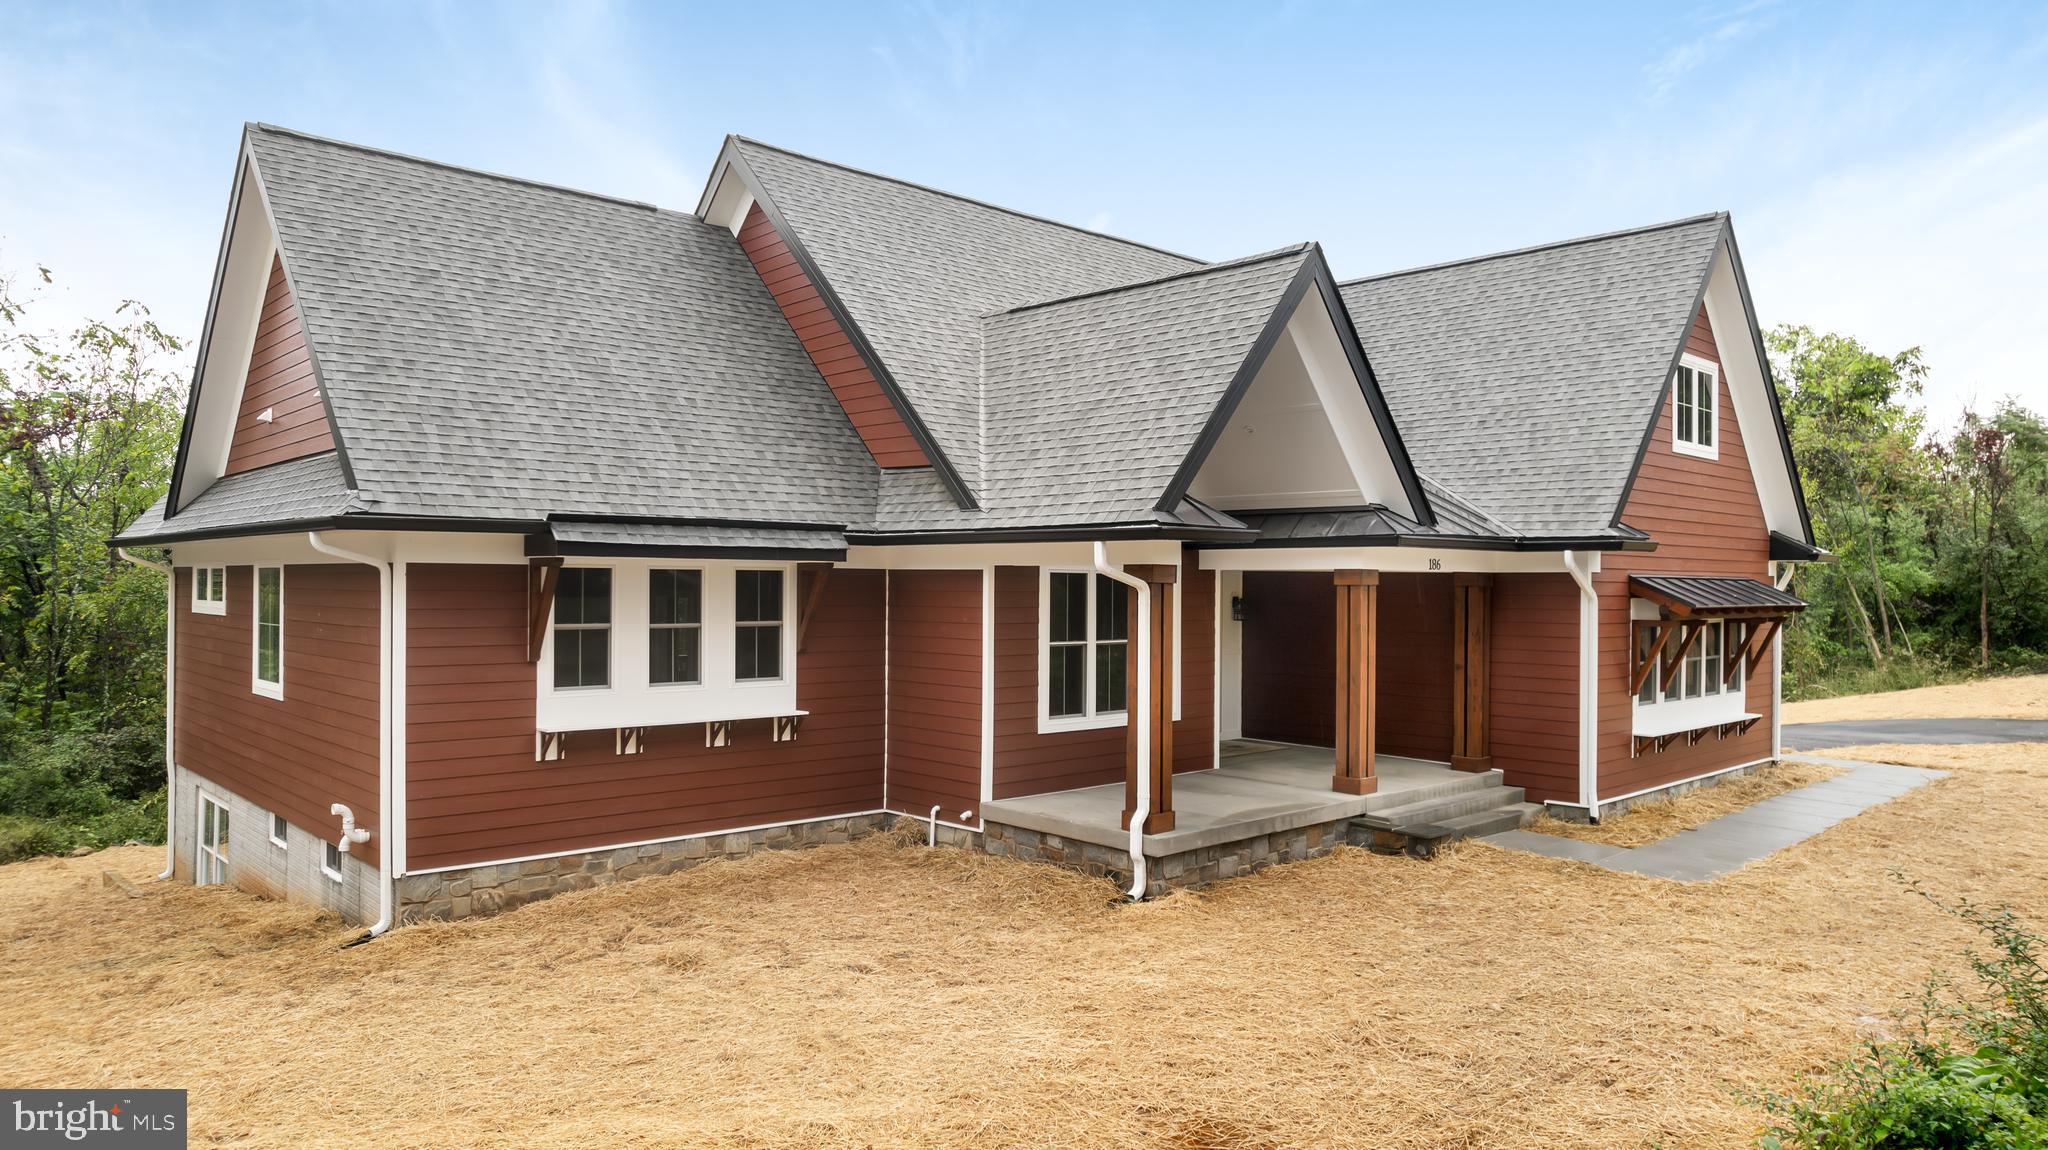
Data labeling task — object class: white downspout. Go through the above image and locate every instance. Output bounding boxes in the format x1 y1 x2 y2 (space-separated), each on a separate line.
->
117 548 176 880
307 532 395 937
1563 551 1601 821
1771 561 1795 760
1094 543 1152 900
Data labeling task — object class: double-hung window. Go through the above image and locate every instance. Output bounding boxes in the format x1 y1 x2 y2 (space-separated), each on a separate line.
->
1044 571 1130 725
649 569 702 686
1673 357 1718 458
734 570 784 681
193 566 226 615
552 568 612 689
252 566 283 699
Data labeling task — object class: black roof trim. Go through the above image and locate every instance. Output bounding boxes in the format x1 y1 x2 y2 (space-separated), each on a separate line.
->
1769 530 1826 562
1727 226 1817 546
1610 217 1726 530
1154 250 1434 527
545 512 847 533
527 534 847 563
846 522 1256 546
110 512 544 548
725 147 978 512
166 139 252 519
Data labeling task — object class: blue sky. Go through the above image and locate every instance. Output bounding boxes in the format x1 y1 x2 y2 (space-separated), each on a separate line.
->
3 1 2044 424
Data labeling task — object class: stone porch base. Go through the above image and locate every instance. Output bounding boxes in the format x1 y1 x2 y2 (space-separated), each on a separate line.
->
397 813 887 922
981 816 1364 897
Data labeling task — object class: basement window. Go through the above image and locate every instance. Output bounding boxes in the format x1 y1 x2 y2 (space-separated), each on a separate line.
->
1041 570 1129 728
552 568 612 690
322 840 343 883
1672 356 1718 458
269 812 288 850
192 566 226 615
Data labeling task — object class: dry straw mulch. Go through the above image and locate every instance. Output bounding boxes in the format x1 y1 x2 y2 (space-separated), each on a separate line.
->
1783 672 2048 724
1527 759 1844 848
4 744 2046 1149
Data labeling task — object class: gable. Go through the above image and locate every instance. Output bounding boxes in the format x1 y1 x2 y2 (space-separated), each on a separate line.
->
1620 305 1768 563
224 254 334 474
1185 281 1421 518
735 204 929 469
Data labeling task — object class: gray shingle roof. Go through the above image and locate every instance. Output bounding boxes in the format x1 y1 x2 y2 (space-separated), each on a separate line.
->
730 138 1202 497
1226 475 1520 547
243 124 879 527
868 246 1315 532
117 451 358 543
1339 214 1727 537
546 521 846 556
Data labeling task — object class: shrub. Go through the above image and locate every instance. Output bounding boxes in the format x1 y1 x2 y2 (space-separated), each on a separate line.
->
1756 882 2048 1148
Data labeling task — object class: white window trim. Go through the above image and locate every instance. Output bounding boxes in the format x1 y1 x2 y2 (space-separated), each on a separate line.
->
733 568 790 685
647 566 706 690
192 566 227 615
536 559 799 733
196 793 229 885
551 567 614 692
1632 615 1749 733
1671 354 1720 460
321 840 344 883
1037 567 1131 734
268 812 288 850
251 565 284 700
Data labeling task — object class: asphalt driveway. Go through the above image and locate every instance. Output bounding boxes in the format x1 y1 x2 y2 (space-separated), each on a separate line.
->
1782 718 2048 748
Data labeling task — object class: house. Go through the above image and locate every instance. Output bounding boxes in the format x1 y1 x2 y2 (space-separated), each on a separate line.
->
113 124 1815 930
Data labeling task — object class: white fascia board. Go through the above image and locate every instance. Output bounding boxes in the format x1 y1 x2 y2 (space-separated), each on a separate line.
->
842 539 1181 570
1700 242 1804 541
1196 546 1568 574
176 163 278 511
170 531 525 568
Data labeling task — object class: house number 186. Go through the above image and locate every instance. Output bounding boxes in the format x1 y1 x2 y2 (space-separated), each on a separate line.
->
1428 558 1442 571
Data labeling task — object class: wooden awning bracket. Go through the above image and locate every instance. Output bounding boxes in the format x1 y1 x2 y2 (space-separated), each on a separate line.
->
1743 619 1784 676
536 730 567 762
1629 620 1676 697
796 563 832 654
705 720 732 749
528 557 564 663
1658 621 1706 694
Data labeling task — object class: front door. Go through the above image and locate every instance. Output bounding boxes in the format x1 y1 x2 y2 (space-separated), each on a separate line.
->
197 795 229 885
1240 571 1337 746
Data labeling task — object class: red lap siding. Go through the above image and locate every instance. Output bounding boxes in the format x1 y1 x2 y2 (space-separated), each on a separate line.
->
224 256 334 475
1376 572 1454 762
404 565 885 871
1598 306 1773 798
175 564 380 855
1489 573 1582 805
885 569 983 818
736 205 931 469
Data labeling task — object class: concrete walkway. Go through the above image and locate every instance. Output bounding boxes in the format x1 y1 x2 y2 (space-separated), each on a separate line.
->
1480 756 1947 881
1784 717 2048 748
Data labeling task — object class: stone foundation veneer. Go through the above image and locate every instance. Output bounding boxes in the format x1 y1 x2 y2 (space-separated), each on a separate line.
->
981 817 1363 897
397 814 886 922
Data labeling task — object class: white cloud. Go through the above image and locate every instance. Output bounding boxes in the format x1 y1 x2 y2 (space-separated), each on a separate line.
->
1741 111 2048 426
1646 1 1778 99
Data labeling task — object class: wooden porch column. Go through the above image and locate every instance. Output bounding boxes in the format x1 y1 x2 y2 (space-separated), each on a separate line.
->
1450 573 1493 772
1122 564 1177 833
1333 569 1379 795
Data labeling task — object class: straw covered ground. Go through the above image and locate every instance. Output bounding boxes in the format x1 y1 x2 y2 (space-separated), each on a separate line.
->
1783 671 2048 723
1526 759 1845 848
3 743 2045 1149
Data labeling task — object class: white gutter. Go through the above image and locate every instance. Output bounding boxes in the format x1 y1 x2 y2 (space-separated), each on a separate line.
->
307 532 395 938
117 548 176 880
1771 561 1795 759
1093 543 1152 900
1562 550 1601 821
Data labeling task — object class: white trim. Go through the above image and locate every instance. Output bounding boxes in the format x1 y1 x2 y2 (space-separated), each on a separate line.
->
881 571 891 814
1563 551 1601 815
1549 756 1775 816
1670 352 1720 460
979 564 995 805
536 558 798 733
393 560 409 878
196 792 229 885
1701 242 1805 540
1036 566 1132 734
269 811 288 849
191 566 227 615
406 808 895 876
1771 560 1793 759
251 564 284 699
1199 547 1567 574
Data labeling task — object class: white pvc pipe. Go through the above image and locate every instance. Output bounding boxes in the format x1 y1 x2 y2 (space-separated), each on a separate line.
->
927 804 942 847
307 532 395 937
1093 543 1153 900
1562 551 1601 821
117 548 176 880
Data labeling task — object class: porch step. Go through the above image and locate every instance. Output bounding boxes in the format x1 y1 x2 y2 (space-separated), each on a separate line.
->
1358 768 1506 814
1429 803 1545 839
1356 783 1528 830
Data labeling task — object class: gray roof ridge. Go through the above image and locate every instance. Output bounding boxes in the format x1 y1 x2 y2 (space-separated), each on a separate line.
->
986 243 1313 318
249 122 662 213
1415 472 1521 537
730 135 1208 267
1339 211 1728 287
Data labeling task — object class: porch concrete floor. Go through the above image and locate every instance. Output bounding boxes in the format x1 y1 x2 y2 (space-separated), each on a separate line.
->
979 740 1470 855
